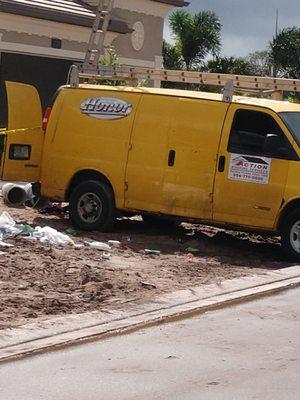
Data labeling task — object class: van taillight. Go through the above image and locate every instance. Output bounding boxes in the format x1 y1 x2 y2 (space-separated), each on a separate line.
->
42 107 52 131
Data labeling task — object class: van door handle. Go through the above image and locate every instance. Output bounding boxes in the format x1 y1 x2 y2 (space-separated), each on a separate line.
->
218 155 226 172
168 150 176 167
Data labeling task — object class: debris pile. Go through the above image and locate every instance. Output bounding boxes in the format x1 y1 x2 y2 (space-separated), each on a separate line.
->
0 211 116 251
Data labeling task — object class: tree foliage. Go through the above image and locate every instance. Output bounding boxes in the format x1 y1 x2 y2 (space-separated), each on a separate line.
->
247 50 272 76
162 39 184 70
96 45 127 86
271 27 300 78
204 56 256 75
169 10 221 70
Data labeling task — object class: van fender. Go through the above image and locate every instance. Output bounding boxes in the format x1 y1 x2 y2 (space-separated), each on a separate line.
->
276 196 300 232
65 169 115 202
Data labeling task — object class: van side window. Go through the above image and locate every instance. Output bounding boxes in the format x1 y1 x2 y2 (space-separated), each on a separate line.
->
227 109 298 160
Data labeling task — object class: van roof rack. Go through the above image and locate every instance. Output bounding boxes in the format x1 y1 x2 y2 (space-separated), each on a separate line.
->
68 64 300 102
68 0 300 102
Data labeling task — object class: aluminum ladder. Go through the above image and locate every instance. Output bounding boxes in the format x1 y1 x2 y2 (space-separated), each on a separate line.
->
83 0 115 70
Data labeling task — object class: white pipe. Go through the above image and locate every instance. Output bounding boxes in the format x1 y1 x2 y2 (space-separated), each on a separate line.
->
2 183 33 206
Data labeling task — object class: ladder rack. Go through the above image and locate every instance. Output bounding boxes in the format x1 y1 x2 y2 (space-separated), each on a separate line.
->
69 64 300 101
69 0 300 101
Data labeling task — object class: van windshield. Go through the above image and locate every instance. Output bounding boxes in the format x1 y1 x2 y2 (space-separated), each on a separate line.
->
280 112 300 145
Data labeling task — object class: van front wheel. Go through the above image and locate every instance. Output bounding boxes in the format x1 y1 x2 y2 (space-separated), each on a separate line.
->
69 180 115 231
280 209 300 261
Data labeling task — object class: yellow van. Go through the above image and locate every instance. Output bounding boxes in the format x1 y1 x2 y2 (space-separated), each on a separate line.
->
2 81 300 260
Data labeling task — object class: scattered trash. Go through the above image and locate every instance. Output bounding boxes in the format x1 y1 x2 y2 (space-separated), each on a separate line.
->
141 281 157 289
33 227 75 246
185 247 200 253
39 203 69 215
0 212 74 247
23 236 38 242
108 240 121 247
0 211 120 250
66 228 77 236
0 212 22 240
0 211 16 228
144 249 161 256
0 241 14 248
101 252 111 260
74 244 85 250
84 241 111 251
18 225 34 234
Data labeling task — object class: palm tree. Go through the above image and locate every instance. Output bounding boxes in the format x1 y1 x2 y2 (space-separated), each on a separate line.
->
169 10 222 70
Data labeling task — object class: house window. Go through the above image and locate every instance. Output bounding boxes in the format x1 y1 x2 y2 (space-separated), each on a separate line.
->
51 38 62 49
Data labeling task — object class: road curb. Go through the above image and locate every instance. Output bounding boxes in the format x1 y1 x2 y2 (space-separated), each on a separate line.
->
0 266 300 363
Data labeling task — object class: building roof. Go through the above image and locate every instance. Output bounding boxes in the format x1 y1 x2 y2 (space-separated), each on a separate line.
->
0 0 132 33
79 84 300 113
152 0 189 6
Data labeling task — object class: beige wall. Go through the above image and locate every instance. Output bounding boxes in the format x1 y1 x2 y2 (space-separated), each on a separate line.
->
0 9 164 63
0 29 87 53
0 1 166 67
113 8 164 61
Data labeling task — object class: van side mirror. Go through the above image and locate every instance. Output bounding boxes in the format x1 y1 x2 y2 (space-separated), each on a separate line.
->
264 133 281 155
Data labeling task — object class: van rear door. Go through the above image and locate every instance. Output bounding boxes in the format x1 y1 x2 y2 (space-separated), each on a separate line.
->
1 82 44 182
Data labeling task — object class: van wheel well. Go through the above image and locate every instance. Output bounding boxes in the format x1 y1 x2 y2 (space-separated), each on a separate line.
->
278 199 300 232
65 170 114 202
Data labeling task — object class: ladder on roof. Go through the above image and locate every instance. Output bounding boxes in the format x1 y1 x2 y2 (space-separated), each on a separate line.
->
69 64 300 102
83 0 114 70
68 0 300 101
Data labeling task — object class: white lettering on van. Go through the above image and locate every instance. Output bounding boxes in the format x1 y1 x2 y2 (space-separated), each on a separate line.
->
80 97 133 120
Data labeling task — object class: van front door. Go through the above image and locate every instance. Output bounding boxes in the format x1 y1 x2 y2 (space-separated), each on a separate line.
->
1 82 44 182
213 105 298 229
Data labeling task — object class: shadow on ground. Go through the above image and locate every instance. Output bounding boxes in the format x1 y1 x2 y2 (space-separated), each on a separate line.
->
32 213 293 270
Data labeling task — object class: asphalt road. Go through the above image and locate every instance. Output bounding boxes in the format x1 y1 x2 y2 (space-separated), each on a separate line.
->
0 288 300 400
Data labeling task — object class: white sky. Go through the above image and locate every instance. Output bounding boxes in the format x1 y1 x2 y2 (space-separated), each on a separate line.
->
164 0 300 57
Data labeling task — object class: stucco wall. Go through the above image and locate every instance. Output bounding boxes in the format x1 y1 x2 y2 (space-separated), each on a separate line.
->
0 5 164 65
0 8 164 62
0 29 87 53
112 8 164 61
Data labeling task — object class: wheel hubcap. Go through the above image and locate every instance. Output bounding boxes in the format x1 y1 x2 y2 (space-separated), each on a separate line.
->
77 193 102 224
290 221 300 254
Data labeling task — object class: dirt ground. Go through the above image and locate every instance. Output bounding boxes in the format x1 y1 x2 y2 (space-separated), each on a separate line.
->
0 202 294 330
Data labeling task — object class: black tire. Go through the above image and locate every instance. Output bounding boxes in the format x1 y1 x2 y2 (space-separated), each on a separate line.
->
69 180 115 231
280 208 300 261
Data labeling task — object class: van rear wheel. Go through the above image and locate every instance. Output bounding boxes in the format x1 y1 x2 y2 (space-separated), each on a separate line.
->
280 209 300 261
69 180 115 231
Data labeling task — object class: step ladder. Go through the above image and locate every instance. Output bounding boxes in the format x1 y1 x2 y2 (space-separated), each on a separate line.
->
83 0 114 70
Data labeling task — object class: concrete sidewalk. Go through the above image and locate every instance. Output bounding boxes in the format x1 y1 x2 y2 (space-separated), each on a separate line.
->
0 288 299 400
0 265 300 363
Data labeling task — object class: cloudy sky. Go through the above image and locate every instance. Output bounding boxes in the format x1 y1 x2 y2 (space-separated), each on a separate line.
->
164 0 300 57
